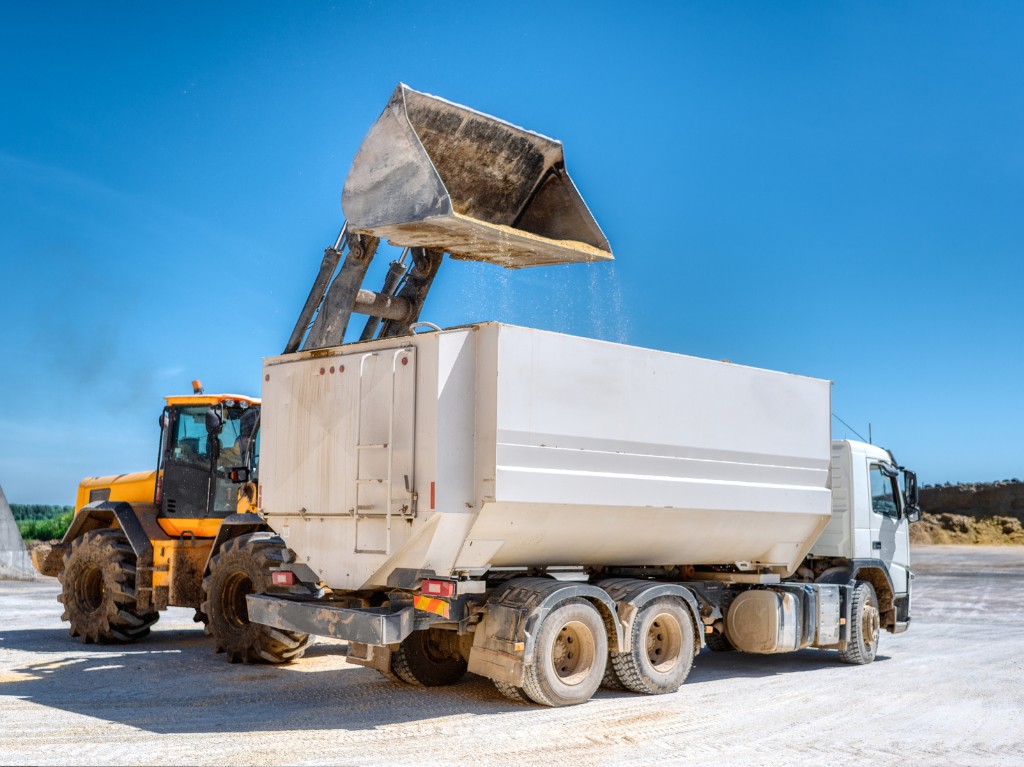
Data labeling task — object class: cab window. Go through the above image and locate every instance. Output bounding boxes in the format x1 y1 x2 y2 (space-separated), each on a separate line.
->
870 466 900 518
171 407 211 464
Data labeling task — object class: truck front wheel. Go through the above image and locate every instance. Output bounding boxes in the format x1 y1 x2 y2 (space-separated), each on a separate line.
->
521 598 607 707
203 533 311 664
838 581 880 665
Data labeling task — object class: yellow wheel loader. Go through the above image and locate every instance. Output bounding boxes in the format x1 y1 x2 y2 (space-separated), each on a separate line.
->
34 384 310 662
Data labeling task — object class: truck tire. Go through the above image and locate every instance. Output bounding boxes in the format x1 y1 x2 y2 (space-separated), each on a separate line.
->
391 628 467 686
610 598 694 695
202 533 311 664
521 598 607 707
600 662 625 690
705 631 734 652
838 581 880 665
492 680 529 702
57 529 159 644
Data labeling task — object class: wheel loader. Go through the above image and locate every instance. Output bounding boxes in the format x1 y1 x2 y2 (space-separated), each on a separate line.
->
37 83 612 664
29 384 312 659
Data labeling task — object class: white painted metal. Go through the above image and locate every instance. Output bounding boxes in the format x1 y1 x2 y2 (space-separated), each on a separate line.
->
810 440 911 595
259 323 834 591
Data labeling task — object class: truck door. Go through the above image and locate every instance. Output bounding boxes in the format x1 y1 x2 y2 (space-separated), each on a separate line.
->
868 463 910 594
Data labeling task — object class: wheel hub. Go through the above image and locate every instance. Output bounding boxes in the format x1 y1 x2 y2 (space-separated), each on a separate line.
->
551 620 596 686
863 604 881 645
645 613 683 672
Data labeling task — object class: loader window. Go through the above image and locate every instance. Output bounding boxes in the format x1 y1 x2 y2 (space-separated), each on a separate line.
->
171 407 212 465
870 466 900 518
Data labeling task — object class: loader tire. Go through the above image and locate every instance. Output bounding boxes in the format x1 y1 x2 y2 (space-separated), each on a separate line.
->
838 581 880 666
202 533 310 664
610 598 694 695
521 598 607 707
391 628 467 687
57 529 158 644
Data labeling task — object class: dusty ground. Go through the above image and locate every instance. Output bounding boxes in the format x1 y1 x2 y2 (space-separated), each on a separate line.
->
1 546 1022 767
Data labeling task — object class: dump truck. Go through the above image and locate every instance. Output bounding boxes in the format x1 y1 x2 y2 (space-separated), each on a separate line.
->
29 385 307 656
205 85 921 707
243 324 919 706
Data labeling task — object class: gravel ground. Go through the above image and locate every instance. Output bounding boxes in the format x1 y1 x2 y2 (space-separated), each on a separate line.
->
1 545 1022 767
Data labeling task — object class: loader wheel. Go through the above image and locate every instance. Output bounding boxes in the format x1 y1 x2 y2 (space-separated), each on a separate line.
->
838 581 880 665
391 628 467 686
57 529 158 644
202 533 310 664
610 598 694 695
521 598 607 707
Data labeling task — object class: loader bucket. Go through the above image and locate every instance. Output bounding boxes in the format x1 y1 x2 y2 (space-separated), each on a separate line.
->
341 84 613 268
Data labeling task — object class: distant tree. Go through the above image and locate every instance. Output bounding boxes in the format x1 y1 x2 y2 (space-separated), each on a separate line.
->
9 504 74 521
17 512 73 542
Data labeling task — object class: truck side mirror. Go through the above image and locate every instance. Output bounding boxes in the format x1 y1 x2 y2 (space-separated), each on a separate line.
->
904 470 922 522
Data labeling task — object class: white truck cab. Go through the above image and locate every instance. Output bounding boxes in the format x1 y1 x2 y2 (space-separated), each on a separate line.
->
810 439 918 632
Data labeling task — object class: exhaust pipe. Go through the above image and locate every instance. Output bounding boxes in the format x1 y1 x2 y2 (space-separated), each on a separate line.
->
342 84 613 269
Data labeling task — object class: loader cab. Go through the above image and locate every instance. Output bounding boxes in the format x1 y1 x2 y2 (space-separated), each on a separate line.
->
155 394 260 531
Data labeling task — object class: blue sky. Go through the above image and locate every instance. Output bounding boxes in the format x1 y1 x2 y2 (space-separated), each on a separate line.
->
1 2 1022 503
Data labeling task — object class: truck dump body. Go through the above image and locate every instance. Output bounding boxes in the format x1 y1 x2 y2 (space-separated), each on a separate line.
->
259 324 832 591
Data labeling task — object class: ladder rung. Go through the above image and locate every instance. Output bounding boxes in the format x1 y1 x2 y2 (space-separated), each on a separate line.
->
356 443 388 450
356 504 376 511
356 478 386 484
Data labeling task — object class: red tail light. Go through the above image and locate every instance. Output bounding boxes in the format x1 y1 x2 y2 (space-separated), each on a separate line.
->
271 571 296 586
421 579 456 598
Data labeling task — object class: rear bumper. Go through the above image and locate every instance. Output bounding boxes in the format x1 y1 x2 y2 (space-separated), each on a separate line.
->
246 594 415 645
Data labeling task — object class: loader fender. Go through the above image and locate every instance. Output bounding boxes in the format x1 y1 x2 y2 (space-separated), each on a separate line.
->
816 558 897 631
34 500 154 581
202 513 268 578
63 501 153 561
596 578 704 654
467 577 621 686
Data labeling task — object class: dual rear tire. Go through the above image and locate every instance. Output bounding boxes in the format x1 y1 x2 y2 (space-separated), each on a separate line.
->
494 596 696 707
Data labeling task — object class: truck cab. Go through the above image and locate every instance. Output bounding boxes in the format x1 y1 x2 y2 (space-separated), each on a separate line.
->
809 439 919 630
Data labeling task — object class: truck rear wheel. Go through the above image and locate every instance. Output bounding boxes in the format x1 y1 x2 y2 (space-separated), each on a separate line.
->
611 598 694 695
391 628 467 686
521 598 607 707
838 581 880 665
202 533 311 664
57 529 158 644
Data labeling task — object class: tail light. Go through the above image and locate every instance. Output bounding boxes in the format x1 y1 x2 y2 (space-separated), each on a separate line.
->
271 571 296 586
421 579 456 598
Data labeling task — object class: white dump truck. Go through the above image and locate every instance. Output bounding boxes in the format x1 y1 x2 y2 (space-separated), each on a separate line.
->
192 86 919 706
235 323 918 706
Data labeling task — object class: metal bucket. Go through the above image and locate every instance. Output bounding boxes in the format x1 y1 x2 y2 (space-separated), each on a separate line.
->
341 84 613 268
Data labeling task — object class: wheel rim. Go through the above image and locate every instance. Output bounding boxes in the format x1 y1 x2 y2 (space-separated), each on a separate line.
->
862 603 880 646
645 612 683 672
74 563 105 613
223 572 253 627
551 620 597 686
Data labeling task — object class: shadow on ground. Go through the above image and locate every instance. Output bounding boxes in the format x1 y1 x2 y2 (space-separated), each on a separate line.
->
0 624 880 734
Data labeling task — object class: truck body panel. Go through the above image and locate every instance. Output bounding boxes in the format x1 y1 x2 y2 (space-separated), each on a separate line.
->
260 323 833 591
